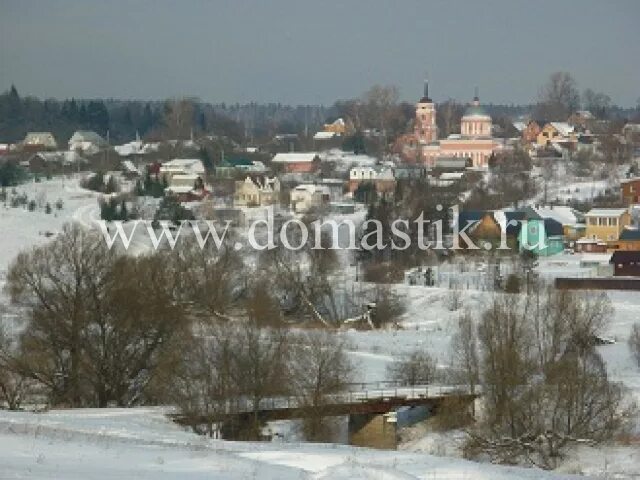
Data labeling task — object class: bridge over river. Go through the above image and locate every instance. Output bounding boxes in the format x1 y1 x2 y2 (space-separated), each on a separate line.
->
173 383 479 449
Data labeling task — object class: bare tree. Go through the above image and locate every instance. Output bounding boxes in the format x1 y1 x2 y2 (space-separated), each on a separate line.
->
629 323 640 368
449 310 479 395
171 235 244 321
163 98 196 140
446 282 463 312
387 349 436 386
232 321 291 439
465 288 631 469
369 284 405 328
581 88 611 119
535 72 580 121
4 223 191 407
0 321 30 410
171 322 237 437
289 330 353 441
436 100 464 139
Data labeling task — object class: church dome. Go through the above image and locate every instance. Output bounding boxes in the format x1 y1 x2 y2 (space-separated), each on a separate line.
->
463 91 491 119
463 102 490 119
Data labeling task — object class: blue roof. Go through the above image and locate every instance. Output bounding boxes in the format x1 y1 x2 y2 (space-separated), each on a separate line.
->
620 228 640 241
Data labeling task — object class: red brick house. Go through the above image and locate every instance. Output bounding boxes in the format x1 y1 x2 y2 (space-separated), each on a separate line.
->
271 152 320 173
621 177 640 206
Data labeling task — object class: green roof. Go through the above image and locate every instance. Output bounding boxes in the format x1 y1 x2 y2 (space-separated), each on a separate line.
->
463 104 490 118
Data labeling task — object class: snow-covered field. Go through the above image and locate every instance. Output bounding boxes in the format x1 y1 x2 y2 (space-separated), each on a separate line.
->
0 408 587 479
0 176 101 275
1 177 639 478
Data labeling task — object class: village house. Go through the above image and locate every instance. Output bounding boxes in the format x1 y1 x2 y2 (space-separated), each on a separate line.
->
616 228 640 251
609 250 640 277
348 165 396 196
114 136 160 158
535 206 585 242
25 151 87 174
22 132 58 151
574 237 608 254
215 157 267 178
454 210 524 249
516 120 545 144
536 122 576 147
290 184 331 213
233 176 280 207
518 213 564 256
318 178 347 202
164 174 210 202
394 164 427 180
323 118 348 135
584 208 631 242
159 158 206 183
622 123 640 146
120 159 140 179
621 177 640 206
68 130 107 154
567 110 595 130
271 152 320 173
313 131 337 141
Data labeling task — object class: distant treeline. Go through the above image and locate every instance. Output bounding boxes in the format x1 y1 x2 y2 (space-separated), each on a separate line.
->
2 84 638 148
0 86 330 146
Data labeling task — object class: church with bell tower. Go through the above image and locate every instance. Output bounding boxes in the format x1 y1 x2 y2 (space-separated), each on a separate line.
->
414 80 437 144
395 80 502 169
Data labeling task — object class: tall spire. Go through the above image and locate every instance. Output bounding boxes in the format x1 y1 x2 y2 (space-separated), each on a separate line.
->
420 75 432 103
473 86 479 102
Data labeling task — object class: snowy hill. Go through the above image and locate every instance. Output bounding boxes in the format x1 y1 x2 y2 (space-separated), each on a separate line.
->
0 408 588 479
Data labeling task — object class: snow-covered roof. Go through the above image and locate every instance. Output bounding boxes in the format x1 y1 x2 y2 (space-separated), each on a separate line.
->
535 206 580 226
165 185 195 194
439 172 465 181
549 122 574 136
160 158 205 175
584 208 628 217
271 152 318 163
579 253 612 264
24 132 57 146
512 121 526 132
575 110 594 119
121 160 139 173
115 141 144 156
620 177 640 184
69 130 106 146
313 131 336 140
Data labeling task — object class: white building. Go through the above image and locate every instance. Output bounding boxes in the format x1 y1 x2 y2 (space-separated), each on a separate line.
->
159 158 205 182
23 132 58 150
68 130 107 154
290 184 331 213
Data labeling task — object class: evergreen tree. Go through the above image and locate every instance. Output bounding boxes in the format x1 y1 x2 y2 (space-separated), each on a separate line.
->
119 200 128 221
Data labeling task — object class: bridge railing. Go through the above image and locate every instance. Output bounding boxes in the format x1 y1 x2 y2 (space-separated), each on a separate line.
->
202 384 477 416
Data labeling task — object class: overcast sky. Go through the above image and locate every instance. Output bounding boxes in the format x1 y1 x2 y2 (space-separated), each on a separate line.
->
1 0 639 106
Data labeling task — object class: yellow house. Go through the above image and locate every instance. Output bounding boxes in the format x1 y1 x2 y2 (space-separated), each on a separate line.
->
233 176 280 208
584 208 631 242
536 122 575 147
323 118 348 135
